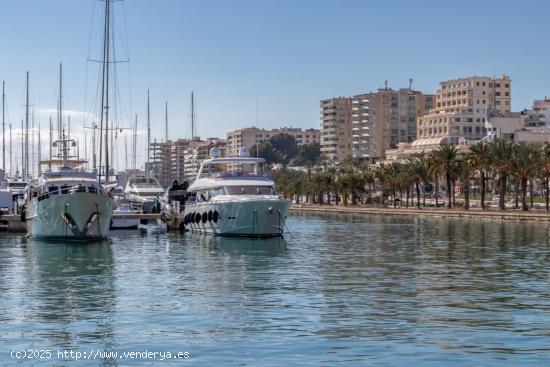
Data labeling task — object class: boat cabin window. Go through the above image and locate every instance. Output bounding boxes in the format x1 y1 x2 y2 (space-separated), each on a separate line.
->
185 193 197 205
88 186 97 194
224 186 275 195
48 186 59 195
200 161 265 178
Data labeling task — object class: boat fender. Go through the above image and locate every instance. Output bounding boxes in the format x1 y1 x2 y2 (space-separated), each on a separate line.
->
207 210 213 222
194 213 201 224
201 212 207 223
160 212 166 223
213 210 219 223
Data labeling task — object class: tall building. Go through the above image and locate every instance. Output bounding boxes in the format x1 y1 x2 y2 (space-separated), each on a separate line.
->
414 75 511 150
227 127 320 156
351 87 433 162
320 97 353 162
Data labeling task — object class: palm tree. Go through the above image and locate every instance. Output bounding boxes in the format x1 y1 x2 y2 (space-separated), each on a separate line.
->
488 138 513 210
469 141 491 210
512 142 541 211
430 144 459 209
407 157 428 208
457 154 474 210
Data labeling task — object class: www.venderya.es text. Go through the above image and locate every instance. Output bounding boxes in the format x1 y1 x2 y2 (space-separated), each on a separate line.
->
10 349 190 361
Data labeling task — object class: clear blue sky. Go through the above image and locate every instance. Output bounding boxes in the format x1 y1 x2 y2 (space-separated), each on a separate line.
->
0 0 549 171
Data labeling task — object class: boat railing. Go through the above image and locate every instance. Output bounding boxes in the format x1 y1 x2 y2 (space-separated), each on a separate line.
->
35 185 103 202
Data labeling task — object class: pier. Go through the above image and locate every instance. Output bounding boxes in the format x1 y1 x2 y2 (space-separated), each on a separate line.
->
0 213 184 232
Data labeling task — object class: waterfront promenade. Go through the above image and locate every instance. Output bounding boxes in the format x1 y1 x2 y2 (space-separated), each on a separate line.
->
291 203 550 222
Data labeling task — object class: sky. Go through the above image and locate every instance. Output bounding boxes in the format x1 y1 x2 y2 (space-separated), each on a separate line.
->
0 0 549 173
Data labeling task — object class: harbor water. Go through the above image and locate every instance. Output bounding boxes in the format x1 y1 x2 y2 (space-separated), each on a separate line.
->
0 213 549 366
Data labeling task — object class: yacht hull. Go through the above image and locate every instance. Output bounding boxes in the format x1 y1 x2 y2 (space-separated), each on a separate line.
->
183 198 290 237
26 193 113 240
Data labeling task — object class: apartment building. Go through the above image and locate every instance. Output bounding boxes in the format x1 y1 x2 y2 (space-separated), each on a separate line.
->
320 97 353 162
414 75 512 150
350 88 433 162
227 127 320 156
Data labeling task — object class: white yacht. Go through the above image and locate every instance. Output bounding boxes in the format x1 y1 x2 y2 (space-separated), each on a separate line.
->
182 147 290 237
125 174 165 213
24 139 113 240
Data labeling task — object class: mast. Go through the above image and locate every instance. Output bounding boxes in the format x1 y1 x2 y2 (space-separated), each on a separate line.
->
191 91 195 139
58 64 62 140
37 123 41 175
31 109 35 176
24 72 29 179
2 81 5 171
98 0 111 183
49 116 52 170
68 115 71 140
9 123 12 175
165 101 168 142
20 119 23 175
147 89 150 167
133 114 137 172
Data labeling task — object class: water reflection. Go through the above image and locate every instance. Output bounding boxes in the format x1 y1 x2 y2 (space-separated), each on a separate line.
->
22 239 116 350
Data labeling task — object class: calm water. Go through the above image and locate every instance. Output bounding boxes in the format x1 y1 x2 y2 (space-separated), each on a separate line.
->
0 213 549 366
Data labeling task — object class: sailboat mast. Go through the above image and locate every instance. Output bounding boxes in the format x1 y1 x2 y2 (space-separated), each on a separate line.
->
9 123 12 175
49 116 52 170
104 0 111 185
2 81 5 171
37 123 41 175
147 89 150 167
98 0 111 183
31 109 35 176
58 63 62 140
165 101 168 142
191 91 195 139
25 72 29 179
133 114 137 173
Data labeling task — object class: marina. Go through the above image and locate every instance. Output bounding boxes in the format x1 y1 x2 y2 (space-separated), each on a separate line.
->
0 0 549 365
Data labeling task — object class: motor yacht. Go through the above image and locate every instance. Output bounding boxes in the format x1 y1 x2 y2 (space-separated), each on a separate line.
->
182 147 290 237
24 138 113 240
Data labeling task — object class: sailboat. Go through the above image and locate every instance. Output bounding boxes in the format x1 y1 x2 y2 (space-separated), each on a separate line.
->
23 63 113 240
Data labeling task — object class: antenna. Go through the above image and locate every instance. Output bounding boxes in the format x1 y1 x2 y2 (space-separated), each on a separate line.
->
384 80 388 90
409 78 413 91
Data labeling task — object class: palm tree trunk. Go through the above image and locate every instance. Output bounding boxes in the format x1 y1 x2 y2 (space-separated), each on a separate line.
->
500 175 506 210
529 179 534 208
464 181 470 210
446 173 452 209
452 180 456 207
514 178 519 209
416 181 421 208
435 177 439 208
406 187 410 208
480 171 486 210
546 175 549 211
521 177 528 211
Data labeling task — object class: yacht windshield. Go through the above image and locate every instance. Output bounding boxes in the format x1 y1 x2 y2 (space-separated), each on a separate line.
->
200 162 264 178
224 186 275 195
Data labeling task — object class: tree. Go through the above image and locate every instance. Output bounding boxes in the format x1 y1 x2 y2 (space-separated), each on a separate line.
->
290 142 321 167
469 141 491 210
542 144 550 211
250 133 299 165
408 157 429 208
488 138 513 210
512 142 541 211
430 145 459 209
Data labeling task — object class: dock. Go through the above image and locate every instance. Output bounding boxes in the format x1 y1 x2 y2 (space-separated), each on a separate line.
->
0 212 185 233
